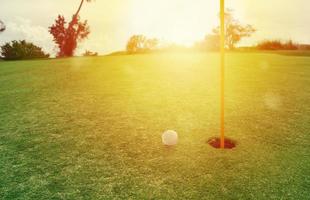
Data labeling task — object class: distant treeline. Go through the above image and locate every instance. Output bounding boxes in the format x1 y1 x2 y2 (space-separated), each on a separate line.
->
1 7 310 61
256 40 298 50
193 38 310 52
123 35 310 55
1 38 309 61
123 9 308 54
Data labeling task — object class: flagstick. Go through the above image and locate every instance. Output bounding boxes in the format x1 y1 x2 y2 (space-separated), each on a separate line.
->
220 0 225 149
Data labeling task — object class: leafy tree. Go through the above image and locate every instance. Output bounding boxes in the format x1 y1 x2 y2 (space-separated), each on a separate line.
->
1 40 49 60
126 35 147 54
195 34 220 51
126 35 158 54
213 10 256 50
49 16 89 57
49 0 92 57
0 20 5 32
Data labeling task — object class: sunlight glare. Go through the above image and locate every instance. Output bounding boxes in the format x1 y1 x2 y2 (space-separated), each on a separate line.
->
127 0 219 46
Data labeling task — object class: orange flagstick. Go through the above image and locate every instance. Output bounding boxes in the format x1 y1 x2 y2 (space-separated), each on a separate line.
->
220 0 225 149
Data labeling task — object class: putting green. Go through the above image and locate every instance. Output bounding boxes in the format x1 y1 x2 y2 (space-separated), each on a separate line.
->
0 52 309 199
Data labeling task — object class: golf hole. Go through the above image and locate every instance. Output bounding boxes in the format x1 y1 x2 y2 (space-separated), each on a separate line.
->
207 137 237 149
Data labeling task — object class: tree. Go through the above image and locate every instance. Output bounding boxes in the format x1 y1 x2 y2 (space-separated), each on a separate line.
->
49 16 90 57
213 10 255 50
1 40 49 60
0 20 5 32
49 0 92 57
195 34 220 51
126 35 147 54
126 35 158 54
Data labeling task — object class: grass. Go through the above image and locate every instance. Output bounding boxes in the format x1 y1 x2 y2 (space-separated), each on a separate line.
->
0 52 309 199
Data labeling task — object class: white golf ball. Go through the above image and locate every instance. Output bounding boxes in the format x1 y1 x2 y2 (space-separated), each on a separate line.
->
162 130 178 146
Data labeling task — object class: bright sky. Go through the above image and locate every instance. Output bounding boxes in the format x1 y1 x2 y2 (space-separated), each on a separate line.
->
0 0 309 55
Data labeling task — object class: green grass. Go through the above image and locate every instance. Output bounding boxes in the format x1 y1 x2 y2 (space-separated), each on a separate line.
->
0 53 309 199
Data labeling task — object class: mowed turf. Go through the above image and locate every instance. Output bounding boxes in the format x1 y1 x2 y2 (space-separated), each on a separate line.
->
0 53 309 199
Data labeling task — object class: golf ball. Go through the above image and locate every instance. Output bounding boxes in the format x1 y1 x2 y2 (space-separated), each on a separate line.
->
162 130 178 146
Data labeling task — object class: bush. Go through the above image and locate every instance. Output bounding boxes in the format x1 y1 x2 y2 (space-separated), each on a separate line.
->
83 50 98 57
0 20 5 32
257 40 298 50
0 40 49 60
298 44 310 51
126 35 158 54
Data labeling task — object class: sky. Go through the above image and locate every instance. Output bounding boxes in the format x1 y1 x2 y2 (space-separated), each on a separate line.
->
0 0 309 56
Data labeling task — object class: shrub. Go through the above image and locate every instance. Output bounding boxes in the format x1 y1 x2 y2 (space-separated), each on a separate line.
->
257 40 298 50
0 40 49 60
0 20 5 32
83 50 98 57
